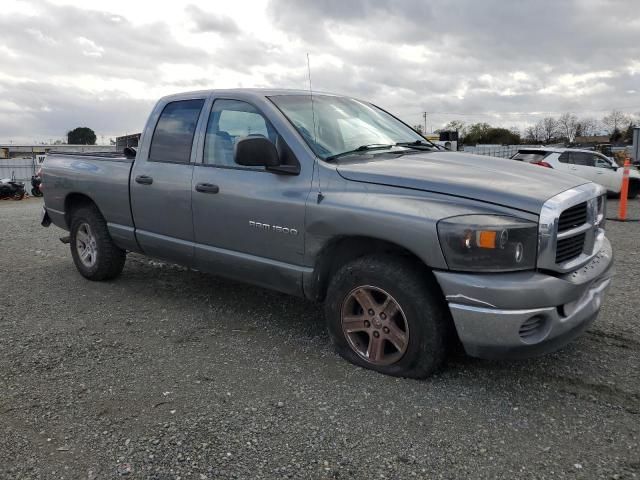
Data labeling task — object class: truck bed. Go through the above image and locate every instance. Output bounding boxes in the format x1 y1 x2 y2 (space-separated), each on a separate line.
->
42 151 136 250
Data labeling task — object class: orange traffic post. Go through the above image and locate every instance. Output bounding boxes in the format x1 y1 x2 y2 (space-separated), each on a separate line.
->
617 158 631 221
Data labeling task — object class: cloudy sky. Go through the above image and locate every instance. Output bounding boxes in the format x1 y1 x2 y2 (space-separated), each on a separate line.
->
1 0 639 143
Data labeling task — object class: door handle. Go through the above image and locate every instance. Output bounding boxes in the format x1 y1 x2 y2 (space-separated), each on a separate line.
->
135 175 153 185
195 182 220 194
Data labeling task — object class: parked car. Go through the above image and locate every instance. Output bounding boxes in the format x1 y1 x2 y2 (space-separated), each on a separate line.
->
511 147 639 198
40 89 613 378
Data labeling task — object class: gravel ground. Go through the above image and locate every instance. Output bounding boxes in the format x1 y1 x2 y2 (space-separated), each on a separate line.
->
1 197 639 480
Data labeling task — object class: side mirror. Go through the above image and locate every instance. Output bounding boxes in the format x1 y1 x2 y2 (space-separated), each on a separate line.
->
234 136 280 168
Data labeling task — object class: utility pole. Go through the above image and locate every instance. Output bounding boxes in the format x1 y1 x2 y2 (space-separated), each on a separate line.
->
423 112 427 134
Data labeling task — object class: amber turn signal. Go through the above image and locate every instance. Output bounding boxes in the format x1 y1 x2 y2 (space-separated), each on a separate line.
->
477 230 497 249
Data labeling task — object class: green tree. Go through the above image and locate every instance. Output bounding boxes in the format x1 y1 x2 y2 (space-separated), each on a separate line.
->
67 127 97 145
483 127 520 144
610 127 622 143
463 122 491 144
462 123 520 145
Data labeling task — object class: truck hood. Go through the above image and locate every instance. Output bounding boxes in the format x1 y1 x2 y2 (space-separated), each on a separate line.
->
335 151 590 214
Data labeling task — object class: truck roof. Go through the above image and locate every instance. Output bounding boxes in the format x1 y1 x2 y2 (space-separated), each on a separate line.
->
517 146 603 154
159 88 343 103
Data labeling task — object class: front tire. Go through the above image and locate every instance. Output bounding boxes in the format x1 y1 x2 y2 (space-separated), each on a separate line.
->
69 205 126 281
324 255 450 378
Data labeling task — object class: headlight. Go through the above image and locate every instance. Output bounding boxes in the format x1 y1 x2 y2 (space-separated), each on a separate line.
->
437 215 537 272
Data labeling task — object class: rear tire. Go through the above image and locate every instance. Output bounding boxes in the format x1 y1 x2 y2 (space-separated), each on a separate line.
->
324 255 450 379
628 181 639 199
69 205 126 281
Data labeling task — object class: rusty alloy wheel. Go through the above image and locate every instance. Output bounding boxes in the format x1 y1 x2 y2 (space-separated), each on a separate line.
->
340 285 410 366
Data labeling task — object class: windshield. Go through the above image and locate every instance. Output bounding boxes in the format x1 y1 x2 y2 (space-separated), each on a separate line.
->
269 95 426 160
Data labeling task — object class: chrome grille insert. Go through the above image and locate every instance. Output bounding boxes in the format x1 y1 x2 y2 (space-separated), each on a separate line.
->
555 232 586 263
538 183 606 273
558 202 587 232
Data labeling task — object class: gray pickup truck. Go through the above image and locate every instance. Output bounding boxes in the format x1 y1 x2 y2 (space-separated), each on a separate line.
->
41 89 614 378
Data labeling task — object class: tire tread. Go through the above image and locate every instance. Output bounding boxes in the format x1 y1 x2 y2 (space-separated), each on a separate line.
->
70 205 126 281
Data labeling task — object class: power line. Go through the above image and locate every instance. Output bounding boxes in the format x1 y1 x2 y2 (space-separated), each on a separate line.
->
404 105 640 118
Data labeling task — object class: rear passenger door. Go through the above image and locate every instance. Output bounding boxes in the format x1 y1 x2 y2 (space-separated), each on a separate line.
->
130 98 206 265
555 151 574 175
565 152 597 183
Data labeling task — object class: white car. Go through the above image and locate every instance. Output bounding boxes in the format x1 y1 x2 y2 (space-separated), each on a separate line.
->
511 147 639 198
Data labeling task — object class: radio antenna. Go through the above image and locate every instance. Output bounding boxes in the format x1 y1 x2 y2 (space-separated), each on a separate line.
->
307 53 324 203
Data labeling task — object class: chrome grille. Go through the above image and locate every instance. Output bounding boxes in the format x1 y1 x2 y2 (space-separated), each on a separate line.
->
554 201 589 263
558 202 587 232
537 183 606 274
555 232 586 263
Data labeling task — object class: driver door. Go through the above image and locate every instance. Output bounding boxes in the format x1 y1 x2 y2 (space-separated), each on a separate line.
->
593 153 621 192
191 98 313 295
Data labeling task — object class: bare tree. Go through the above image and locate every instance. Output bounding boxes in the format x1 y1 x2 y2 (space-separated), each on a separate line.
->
577 117 600 137
602 110 630 135
557 113 579 143
525 122 544 143
539 117 558 144
524 126 535 143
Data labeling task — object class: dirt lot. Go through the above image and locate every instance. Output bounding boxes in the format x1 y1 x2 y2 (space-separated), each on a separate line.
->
1 198 639 480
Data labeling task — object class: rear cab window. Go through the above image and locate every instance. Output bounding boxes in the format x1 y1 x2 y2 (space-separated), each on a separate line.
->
511 150 551 164
149 99 205 163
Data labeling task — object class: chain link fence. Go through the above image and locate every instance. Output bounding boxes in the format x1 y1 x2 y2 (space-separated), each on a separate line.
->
461 145 532 158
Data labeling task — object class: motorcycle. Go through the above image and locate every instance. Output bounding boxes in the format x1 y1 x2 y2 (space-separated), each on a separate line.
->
31 171 43 197
0 176 26 200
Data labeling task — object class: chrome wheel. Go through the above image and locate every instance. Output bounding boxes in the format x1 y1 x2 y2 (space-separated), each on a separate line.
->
340 285 409 366
76 222 97 268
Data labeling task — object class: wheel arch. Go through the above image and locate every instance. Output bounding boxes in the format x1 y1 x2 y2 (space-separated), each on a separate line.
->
304 235 439 302
64 192 101 227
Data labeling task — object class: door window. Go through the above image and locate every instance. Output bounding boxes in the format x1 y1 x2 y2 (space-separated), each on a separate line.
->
204 99 277 167
149 99 205 163
594 155 613 169
570 152 596 167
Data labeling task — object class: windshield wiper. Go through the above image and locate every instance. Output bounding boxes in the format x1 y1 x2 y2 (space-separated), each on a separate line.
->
396 140 443 150
325 144 395 162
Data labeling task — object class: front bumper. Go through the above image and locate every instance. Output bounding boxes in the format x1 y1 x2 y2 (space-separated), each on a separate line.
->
434 237 614 359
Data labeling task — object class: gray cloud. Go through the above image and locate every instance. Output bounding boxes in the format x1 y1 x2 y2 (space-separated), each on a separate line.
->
0 0 639 142
0 77 154 142
185 5 240 34
266 0 640 128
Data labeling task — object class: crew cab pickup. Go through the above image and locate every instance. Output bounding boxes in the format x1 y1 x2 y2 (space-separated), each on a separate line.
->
41 89 614 378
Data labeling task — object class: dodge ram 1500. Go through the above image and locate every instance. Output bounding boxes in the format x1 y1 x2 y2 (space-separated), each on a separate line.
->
41 89 614 378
